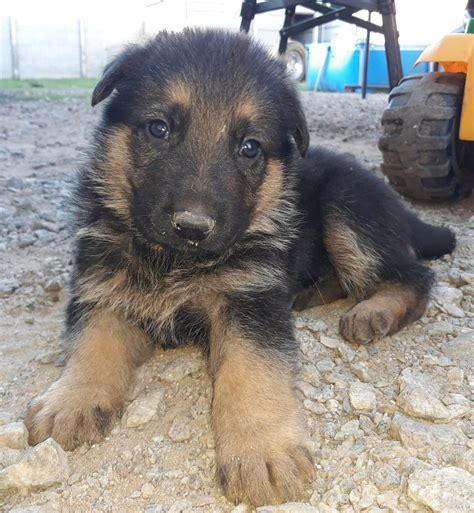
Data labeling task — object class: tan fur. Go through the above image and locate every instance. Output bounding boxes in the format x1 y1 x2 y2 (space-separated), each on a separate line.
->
340 284 428 344
25 310 150 450
165 79 192 107
248 159 295 242
93 126 133 221
292 271 346 311
209 327 313 505
324 216 380 297
233 96 262 124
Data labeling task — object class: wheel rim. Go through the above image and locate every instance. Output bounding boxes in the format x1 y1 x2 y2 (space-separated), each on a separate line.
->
286 51 304 81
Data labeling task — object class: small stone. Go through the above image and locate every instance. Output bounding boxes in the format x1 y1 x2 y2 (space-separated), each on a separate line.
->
144 505 167 513
441 331 474 367
257 503 319 513
44 277 62 292
320 335 340 349
6 177 25 189
407 466 474 513
141 482 155 499
429 321 457 337
0 411 15 426
349 381 376 411
0 422 28 449
458 448 474 474
0 438 69 492
435 285 463 305
159 356 202 382
337 341 355 363
350 361 373 382
397 381 450 421
391 413 467 464
123 388 164 428
18 234 36 248
168 416 191 442
371 462 400 490
0 447 22 468
447 367 464 385
0 279 19 298
231 505 251 513
304 399 327 415
35 349 61 365
444 304 465 318
144 505 166 513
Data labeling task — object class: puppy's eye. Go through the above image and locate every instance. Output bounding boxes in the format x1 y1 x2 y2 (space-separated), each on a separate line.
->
239 139 261 159
149 120 169 140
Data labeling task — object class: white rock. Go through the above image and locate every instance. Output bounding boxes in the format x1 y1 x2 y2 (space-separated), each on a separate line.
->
168 416 191 442
231 505 251 513
408 466 474 513
0 411 16 426
141 482 155 499
349 381 376 411
391 413 467 463
257 503 319 513
396 370 450 421
319 335 340 349
0 422 28 449
435 285 463 306
0 438 69 492
0 447 22 468
159 356 202 382
123 388 164 428
458 448 474 474
441 331 474 367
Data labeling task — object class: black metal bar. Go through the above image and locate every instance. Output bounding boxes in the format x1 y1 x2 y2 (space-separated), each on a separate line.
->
278 6 296 53
361 11 371 99
379 0 403 89
280 7 358 37
305 2 383 32
255 0 301 14
240 0 256 32
324 0 378 9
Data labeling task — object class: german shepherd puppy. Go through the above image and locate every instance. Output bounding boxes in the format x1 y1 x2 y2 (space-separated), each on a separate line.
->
25 29 455 506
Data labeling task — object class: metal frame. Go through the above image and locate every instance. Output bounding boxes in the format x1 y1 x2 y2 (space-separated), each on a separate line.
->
240 0 403 91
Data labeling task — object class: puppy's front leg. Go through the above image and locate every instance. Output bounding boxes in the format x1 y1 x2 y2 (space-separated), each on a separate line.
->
25 309 149 450
209 324 313 506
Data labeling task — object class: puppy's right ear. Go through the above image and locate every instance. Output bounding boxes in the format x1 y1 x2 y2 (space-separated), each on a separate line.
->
91 46 137 107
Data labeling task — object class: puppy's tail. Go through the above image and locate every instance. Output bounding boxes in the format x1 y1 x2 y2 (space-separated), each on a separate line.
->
410 216 456 259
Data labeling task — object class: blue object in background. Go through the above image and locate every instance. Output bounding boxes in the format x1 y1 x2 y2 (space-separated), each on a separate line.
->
306 42 430 92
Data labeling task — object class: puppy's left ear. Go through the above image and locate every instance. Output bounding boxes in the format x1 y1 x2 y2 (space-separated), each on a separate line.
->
292 102 310 157
91 46 138 107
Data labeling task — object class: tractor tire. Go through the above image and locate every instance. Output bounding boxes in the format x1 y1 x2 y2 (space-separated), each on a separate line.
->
379 72 473 201
285 41 307 82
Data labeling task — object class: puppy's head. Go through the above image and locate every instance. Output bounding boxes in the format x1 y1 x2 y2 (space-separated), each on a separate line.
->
91 29 308 255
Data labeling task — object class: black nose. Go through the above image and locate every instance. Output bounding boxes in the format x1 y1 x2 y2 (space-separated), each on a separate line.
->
172 210 215 241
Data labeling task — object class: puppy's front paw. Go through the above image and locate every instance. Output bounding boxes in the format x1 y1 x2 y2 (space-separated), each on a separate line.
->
25 378 121 450
216 428 314 506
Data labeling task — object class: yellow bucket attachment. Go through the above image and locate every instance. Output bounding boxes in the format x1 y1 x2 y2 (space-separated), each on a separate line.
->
416 34 474 141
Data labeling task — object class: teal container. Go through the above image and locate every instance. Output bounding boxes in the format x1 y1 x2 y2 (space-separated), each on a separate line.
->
306 42 430 92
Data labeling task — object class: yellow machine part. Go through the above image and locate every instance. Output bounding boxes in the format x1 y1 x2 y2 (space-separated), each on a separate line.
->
416 34 474 141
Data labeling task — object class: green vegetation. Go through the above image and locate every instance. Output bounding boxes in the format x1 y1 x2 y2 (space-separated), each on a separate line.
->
0 78 97 90
0 78 96 101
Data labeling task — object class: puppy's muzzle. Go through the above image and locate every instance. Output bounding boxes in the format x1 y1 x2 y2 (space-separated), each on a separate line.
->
172 210 216 241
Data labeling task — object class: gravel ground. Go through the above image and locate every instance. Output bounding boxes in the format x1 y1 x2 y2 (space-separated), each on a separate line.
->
0 90 473 513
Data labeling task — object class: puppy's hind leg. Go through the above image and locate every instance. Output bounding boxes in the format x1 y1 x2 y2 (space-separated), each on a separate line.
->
25 308 150 450
325 218 433 345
